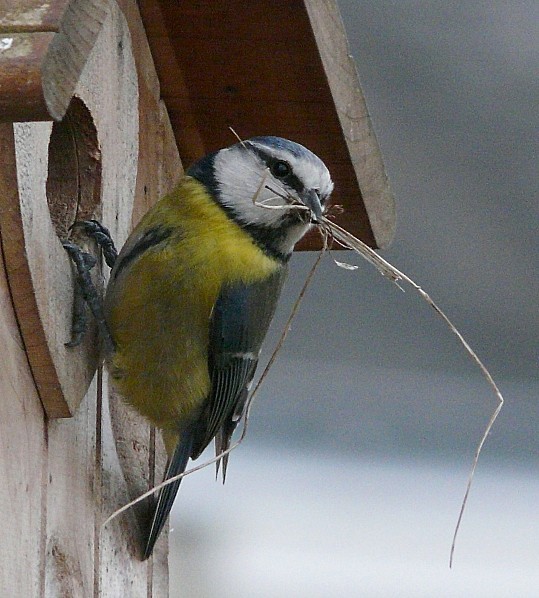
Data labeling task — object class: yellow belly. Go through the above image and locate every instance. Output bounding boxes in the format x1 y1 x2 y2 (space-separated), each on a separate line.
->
104 177 280 438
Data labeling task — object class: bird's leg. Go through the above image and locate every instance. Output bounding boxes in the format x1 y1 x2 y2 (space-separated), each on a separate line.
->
63 220 118 350
65 261 90 348
63 238 115 353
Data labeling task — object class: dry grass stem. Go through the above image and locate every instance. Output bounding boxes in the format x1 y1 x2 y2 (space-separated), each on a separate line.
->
317 215 504 569
103 135 501 569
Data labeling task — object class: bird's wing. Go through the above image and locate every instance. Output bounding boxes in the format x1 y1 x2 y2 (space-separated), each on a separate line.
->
192 266 288 461
143 266 287 559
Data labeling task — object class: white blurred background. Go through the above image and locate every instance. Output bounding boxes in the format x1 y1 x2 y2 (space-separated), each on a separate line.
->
170 2 539 596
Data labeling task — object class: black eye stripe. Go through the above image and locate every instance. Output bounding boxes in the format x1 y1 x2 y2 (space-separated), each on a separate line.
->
248 146 305 196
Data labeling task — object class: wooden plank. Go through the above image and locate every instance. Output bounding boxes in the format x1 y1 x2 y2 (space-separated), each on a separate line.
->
304 0 395 247
99 373 153 598
0 0 68 32
0 0 142 419
0 121 78 417
44 379 98 597
0 33 52 121
138 0 395 249
0 0 109 122
0 140 46 594
4 119 101 417
41 0 109 119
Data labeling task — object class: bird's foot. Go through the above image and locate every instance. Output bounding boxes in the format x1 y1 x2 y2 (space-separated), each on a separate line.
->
70 220 118 268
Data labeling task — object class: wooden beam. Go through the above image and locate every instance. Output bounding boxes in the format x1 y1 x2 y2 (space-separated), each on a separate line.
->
0 234 46 596
0 0 108 122
305 0 395 249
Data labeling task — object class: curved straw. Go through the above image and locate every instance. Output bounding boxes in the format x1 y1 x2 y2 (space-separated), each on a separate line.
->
103 159 503 568
318 216 504 568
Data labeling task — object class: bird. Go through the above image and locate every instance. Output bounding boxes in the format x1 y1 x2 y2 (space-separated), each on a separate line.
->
65 136 333 559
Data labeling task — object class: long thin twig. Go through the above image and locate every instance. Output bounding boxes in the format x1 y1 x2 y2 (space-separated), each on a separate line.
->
317 216 504 568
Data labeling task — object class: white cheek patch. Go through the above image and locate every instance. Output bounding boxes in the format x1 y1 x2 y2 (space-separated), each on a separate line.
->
212 141 333 254
214 147 292 228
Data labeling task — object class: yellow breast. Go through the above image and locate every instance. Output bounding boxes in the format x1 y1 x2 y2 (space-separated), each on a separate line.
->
105 177 280 435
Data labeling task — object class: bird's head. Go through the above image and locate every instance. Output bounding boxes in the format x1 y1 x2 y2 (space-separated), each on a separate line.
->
188 136 334 259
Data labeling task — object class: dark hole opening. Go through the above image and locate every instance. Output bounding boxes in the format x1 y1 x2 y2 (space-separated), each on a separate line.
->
47 97 102 240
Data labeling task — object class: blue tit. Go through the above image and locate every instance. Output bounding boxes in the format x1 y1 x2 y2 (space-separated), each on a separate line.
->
101 136 334 558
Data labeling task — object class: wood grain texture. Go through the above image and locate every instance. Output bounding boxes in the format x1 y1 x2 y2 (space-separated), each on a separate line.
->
0 0 139 418
304 0 395 248
0 0 108 122
45 379 98 597
0 0 68 32
12 120 99 417
0 245 46 597
0 122 73 417
99 374 153 597
0 1 176 594
0 32 52 121
138 0 395 250
41 0 109 120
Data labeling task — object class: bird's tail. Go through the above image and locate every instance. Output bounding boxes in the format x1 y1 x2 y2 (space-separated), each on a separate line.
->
143 431 194 559
214 419 237 484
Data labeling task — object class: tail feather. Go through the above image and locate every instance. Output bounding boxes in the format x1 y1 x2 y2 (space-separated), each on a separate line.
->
214 419 237 484
143 431 194 559
214 388 248 483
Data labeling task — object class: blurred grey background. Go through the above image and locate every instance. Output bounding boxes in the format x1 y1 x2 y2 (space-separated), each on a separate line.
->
170 2 538 596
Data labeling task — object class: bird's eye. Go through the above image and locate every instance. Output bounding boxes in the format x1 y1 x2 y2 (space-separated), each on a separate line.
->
270 160 291 179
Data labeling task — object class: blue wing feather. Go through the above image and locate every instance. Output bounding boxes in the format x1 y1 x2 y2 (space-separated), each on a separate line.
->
193 266 287 457
144 266 287 558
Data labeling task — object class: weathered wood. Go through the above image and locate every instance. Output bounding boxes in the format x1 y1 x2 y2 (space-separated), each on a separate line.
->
0 0 109 122
138 0 395 250
304 0 395 248
0 0 139 418
10 120 100 417
0 1 176 595
100 374 153 597
0 33 52 121
0 242 46 597
45 379 98 597
0 122 73 418
0 0 68 31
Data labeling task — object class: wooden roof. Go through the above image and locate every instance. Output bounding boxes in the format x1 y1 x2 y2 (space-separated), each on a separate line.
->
0 0 395 249
139 0 395 249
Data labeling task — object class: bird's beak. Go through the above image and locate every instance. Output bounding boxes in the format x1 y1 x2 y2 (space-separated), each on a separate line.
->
302 188 323 222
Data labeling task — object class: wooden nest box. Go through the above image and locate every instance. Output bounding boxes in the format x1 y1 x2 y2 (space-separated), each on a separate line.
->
0 1 394 595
